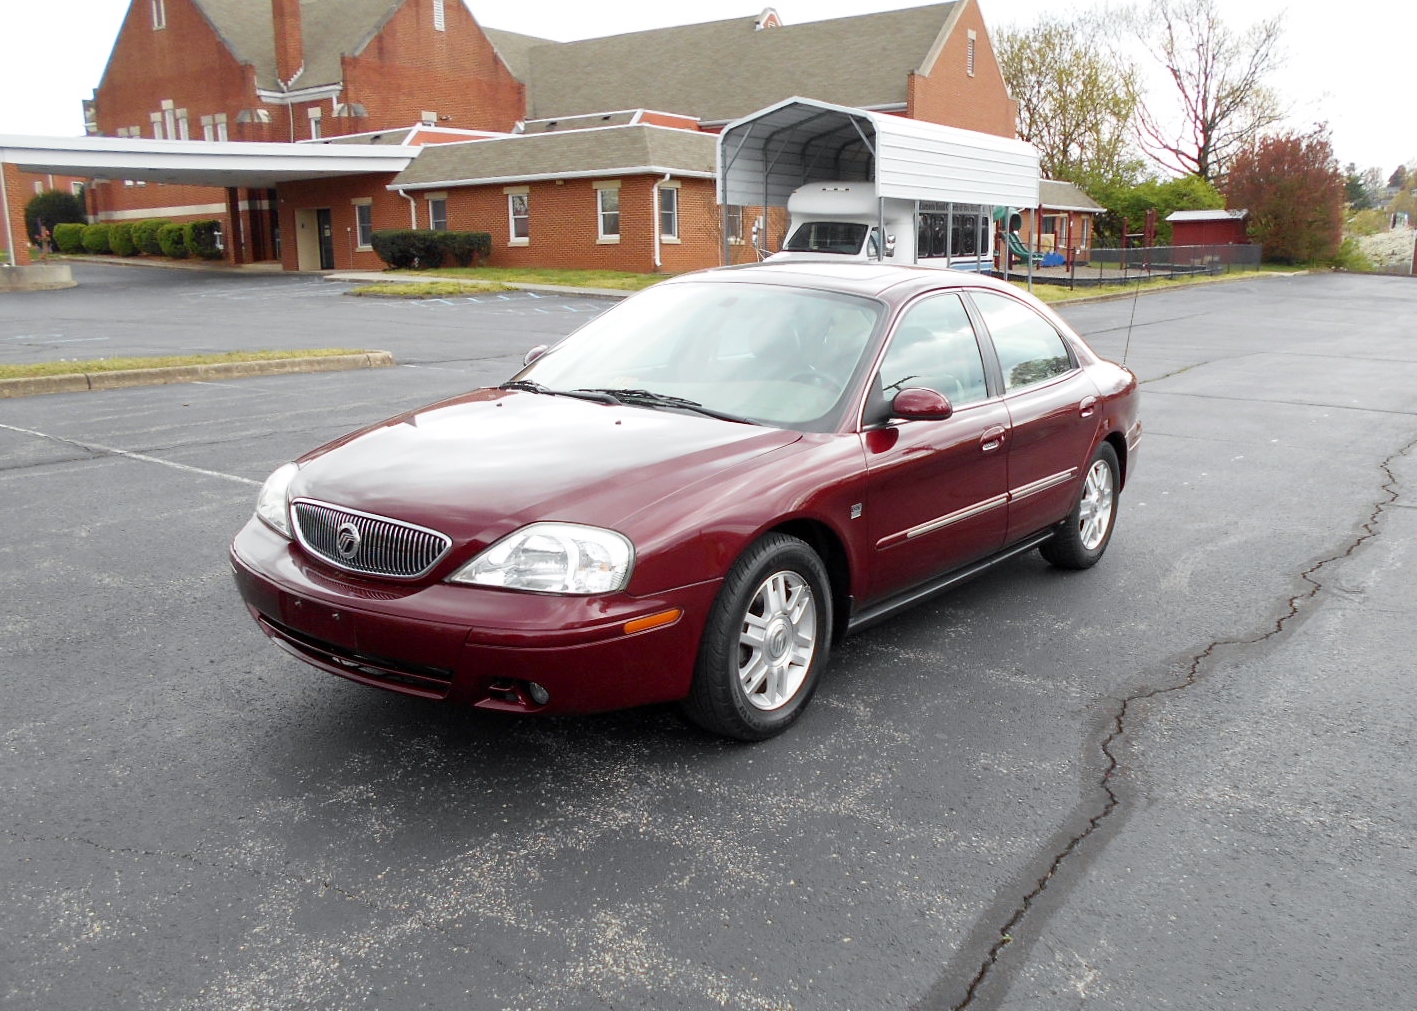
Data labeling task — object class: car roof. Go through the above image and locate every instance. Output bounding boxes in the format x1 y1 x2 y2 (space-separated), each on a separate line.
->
659 261 1027 304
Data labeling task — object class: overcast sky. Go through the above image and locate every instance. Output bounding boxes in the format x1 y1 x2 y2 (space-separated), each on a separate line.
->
0 0 1410 174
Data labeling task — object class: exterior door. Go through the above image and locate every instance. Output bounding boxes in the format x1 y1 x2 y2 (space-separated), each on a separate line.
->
967 290 1102 541
863 293 1009 600
316 208 335 270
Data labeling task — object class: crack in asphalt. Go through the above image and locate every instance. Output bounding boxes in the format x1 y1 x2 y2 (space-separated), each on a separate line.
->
944 434 1416 1011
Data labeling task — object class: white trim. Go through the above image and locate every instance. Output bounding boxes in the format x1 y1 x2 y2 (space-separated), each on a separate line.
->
390 165 715 192
96 202 229 221
255 84 342 105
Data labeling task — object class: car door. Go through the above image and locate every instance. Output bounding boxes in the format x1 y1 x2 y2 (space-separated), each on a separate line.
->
862 292 1011 600
967 290 1102 543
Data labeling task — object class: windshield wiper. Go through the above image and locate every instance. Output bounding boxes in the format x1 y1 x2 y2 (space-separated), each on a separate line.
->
575 388 754 424
500 380 618 404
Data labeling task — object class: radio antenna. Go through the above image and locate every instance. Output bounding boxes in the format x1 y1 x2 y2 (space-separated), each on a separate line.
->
1121 276 1141 367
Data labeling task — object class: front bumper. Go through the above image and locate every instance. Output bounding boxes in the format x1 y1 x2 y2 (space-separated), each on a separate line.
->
230 517 720 714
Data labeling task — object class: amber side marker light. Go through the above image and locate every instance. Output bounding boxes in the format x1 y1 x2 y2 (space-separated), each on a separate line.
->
623 609 683 636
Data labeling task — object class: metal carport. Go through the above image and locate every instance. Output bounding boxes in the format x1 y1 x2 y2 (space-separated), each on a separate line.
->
716 97 1040 267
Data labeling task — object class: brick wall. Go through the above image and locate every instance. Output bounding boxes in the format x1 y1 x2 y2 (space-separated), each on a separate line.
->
907 0 1017 139
339 0 525 134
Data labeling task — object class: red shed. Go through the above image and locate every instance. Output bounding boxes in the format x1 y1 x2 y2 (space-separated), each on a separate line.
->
1167 208 1251 245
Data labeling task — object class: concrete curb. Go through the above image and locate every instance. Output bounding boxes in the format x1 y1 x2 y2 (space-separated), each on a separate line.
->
0 351 395 399
325 272 633 301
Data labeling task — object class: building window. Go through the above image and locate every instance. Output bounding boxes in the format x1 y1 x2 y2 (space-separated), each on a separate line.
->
176 108 189 140
354 202 373 248
71 181 85 197
150 111 164 139
596 183 620 241
162 99 176 141
429 197 448 232
215 114 228 142
152 0 166 29
433 0 446 31
307 106 322 140
508 192 529 243
966 30 977 77
659 184 679 241
725 205 744 243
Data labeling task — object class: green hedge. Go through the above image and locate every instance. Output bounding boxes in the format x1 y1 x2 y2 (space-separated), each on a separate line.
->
370 229 492 269
80 223 113 254
109 222 138 257
132 218 172 256
440 231 492 267
182 219 224 260
53 222 88 254
156 222 188 259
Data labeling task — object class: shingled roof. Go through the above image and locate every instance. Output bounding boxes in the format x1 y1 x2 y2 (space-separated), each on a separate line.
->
193 0 404 91
487 3 964 125
391 124 717 190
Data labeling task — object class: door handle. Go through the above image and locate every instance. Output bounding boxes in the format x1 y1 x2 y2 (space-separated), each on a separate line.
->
980 425 1007 452
1079 396 1098 418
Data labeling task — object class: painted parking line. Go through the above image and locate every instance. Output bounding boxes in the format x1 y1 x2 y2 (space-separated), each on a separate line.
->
0 422 259 487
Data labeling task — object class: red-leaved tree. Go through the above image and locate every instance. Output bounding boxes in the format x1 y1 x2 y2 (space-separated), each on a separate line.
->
1225 127 1344 264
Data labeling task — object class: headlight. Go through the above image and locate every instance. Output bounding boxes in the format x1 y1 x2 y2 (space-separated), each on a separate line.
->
254 462 299 538
448 522 633 595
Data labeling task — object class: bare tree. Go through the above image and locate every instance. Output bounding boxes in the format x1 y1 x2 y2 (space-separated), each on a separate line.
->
996 13 1141 189
1130 0 1285 181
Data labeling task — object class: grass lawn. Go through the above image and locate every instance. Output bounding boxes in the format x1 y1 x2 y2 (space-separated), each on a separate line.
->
348 280 514 297
390 266 667 291
1014 267 1281 304
0 349 367 380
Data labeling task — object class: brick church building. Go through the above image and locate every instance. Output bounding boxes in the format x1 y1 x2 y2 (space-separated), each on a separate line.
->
17 0 1019 272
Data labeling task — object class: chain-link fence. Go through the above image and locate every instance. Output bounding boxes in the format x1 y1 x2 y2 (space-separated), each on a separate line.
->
1013 243 1264 289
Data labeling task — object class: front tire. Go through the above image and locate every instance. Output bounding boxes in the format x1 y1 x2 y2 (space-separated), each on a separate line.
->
1041 442 1119 570
682 533 832 741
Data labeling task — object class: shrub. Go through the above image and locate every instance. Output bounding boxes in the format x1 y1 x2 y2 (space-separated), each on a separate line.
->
132 218 172 255
440 231 492 267
370 229 446 269
24 190 87 249
80 223 113 254
53 222 88 254
109 222 138 257
183 219 224 260
157 222 189 259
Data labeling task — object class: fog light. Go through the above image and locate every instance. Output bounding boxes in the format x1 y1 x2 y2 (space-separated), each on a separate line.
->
527 682 550 706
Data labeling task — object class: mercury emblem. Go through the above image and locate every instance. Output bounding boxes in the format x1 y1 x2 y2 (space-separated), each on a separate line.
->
335 522 362 560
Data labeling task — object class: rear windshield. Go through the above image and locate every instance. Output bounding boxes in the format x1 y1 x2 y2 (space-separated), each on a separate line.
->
784 222 869 255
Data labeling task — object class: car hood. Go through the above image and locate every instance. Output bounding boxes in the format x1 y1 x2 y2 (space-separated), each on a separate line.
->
291 388 802 551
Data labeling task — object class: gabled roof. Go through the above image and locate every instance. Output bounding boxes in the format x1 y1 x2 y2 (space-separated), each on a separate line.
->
1166 208 1249 222
390 124 717 190
1039 180 1103 213
193 0 404 92
494 3 962 124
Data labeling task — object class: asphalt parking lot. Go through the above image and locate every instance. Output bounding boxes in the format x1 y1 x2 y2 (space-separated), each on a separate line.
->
2 263 1415 1010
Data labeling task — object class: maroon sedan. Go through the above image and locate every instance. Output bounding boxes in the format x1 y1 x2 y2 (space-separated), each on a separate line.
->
231 262 1140 740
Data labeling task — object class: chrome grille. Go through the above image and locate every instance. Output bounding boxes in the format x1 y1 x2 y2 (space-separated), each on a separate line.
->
292 499 451 580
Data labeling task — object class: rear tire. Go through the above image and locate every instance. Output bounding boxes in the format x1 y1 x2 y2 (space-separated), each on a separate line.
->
681 533 832 741
1041 442 1119 570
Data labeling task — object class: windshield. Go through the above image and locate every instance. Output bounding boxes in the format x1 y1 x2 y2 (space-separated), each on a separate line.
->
514 281 885 432
784 221 870 255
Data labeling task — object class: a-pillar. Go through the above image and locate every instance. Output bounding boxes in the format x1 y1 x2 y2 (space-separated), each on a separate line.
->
2 162 34 266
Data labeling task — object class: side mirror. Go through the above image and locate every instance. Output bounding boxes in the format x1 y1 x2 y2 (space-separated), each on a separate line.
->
892 387 953 421
523 344 549 366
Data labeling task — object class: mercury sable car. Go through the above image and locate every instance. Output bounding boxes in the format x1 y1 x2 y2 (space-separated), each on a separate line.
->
231 262 1141 740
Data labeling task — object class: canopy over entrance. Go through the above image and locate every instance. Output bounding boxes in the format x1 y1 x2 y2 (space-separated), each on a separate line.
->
718 97 1040 209
0 134 416 188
